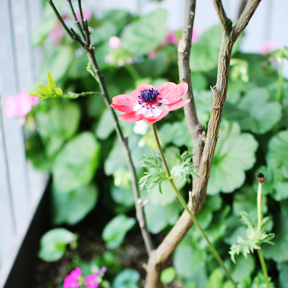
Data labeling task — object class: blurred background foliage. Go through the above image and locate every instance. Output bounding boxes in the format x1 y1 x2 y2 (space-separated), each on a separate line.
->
27 1 288 287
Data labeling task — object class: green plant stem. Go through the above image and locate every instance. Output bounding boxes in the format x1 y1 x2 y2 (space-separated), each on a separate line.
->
152 124 237 288
257 182 262 231
276 59 284 103
125 64 141 81
257 181 270 288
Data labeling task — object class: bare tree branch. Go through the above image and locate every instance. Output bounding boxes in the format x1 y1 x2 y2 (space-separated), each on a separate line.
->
232 0 262 41
47 0 154 256
178 0 205 171
237 0 248 19
213 0 232 32
145 0 263 286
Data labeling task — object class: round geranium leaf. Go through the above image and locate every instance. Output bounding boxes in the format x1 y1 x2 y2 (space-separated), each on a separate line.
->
207 121 258 194
224 88 282 134
53 132 101 192
38 228 76 262
267 130 288 179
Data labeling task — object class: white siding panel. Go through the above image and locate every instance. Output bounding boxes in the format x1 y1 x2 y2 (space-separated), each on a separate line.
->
0 0 29 233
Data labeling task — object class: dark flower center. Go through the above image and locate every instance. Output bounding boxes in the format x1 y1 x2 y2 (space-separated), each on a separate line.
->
138 88 162 109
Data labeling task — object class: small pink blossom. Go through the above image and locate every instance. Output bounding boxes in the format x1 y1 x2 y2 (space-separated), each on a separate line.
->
111 82 190 124
165 31 179 45
109 36 122 49
76 10 92 22
5 92 39 118
49 17 67 45
148 50 157 59
85 274 99 288
192 28 203 43
63 268 82 288
259 41 279 55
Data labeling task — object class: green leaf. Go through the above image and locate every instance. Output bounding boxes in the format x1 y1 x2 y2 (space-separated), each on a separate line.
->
38 228 76 262
160 267 176 284
174 244 205 280
194 91 213 125
112 269 140 288
197 194 222 229
36 100 81 141
224 88 282 134
96 109 115 140
207 121 258 194
159 119 191 147
90 10 132 45
52 184 98 225
121 9 167 56
204 269 225 288
267 130 288 179
102 214 136 249
144 199 182 233
278 262 288 288
230 254 255 282
53 132 101 192
262 214 288 262
47 71 56 90
111 186 134 207
190 25 240 72
39 46 73 82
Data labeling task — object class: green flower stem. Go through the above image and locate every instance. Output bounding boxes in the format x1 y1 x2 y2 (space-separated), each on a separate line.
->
125 64 141 81
276 58 283 103
257 249 270 288
152 124 237 288
257 181 270 288
257 182 262 231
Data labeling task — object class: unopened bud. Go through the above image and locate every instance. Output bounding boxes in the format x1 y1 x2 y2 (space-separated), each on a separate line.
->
257 172 265 184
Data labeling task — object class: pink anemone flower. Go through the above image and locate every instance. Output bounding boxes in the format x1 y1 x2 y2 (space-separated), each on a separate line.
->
111 82 190 124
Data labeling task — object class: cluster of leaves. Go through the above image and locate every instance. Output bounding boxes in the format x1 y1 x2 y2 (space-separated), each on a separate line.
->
229 212 275 263
29 1 288 287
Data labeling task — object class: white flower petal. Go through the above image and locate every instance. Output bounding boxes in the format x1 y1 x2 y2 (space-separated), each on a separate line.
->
159 104 169 110
133 103 143 112
161 99 170 104
151 107 162 117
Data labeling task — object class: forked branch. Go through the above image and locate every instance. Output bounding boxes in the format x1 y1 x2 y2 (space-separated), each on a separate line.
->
213 0 232 32
145 0 262 287
47 0 154 256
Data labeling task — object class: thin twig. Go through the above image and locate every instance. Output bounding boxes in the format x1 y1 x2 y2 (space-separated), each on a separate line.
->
212 0 232 32
66 0 86 41
47 0 154 256
232 0 262 41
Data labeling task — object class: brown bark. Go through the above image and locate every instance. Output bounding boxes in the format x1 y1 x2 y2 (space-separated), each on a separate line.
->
144 1 261 287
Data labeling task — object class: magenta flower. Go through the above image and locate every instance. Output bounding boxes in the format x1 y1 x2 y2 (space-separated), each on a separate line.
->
165 31 179 45
111 82 190 124
5 91 39 118
258 41 279 55
109 36 122 49
63 268 82 288
85 274 99 288
76 10 92 22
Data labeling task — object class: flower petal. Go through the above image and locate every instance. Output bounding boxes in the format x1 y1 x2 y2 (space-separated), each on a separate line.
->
111 94 138 112
118 112 145 122
156 82 188 103
145 110 170 124
168 99 191 111
136 84 154 95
